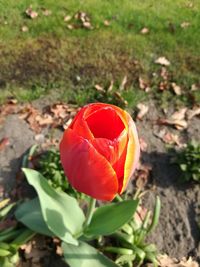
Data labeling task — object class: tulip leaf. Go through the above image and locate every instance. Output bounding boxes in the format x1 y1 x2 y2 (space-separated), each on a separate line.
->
22 168 85 245
62 241 119 267
15 198 53 237
85 200 139 236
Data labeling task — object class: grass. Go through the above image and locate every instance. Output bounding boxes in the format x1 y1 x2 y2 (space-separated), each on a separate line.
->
0 0 200 107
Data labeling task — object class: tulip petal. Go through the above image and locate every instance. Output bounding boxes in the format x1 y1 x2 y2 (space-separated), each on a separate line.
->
92 130 127 165
70 107 94 140
86 107 125 140
60 128 118 201
119 117 140 193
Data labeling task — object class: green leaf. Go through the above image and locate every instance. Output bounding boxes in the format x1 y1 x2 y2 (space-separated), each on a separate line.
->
0 248 11 257
22 168 85 245
12 229 35 247
62 241 119 267
15 198 54 237
85 200 139 236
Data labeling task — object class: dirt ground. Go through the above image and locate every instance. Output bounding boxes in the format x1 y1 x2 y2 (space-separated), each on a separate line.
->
0 98 200 266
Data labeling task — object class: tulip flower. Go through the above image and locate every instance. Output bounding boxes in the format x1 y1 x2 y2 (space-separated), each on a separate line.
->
60 103 140 201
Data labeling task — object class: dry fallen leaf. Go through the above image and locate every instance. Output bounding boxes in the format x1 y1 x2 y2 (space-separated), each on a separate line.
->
35 114 54 126
180 21 190 28
19 105 41 133
160 67 169 80
155 57 170 66
21 25 29 32
139 77 150 92
186 106 200 120
153 128 182 146
119 75 127 91
103 20 110 26
25 7 38 19
163 132 181 145
95 84 105 92
83 21 93 29
191 84 198 91
152 255 199 267
107 79 114 92
134 162 152 189
137 103 149 120
64 15 72 22
140 27 149 34
158 108 188 130
20 242 32 254
159 81 169 91
67 24 74 30
171 108 187 121
50 103 69 119
171 82 182 95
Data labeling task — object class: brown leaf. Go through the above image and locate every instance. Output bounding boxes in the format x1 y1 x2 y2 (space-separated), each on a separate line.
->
83 21 93 29
180 21 190 28
136 103 149 120
155 57 170 66
21 26 29 32
134 162 152 189
139 77 150 92
0 137 9 151
160 67 169 80
67 24 74 30
158 108 188 130
140 27 149 34
25 7 38 19
107 79 114 92
95 84 105 92
171 108 187 121
50 104 69 119
191 84 198 91
35 114 54 126
64 15 72 22
153 128 182 146
103 20 110 26
171 82 182 95
119 75 127 91
186 106 200 120
56 245 63 256
162 132 180 145
154 255 199 267
159 81 169 91
20 242 32 254
19 105 41 133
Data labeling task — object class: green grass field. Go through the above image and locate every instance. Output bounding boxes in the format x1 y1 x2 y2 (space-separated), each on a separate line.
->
0 0 199 106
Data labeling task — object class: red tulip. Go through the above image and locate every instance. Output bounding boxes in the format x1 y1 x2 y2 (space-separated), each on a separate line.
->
60 103 140 201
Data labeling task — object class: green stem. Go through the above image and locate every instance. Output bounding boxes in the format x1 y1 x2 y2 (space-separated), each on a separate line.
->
84 197 96 228
115 194 123 202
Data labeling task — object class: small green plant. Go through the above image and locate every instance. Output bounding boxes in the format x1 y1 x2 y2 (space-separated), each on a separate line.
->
102 196 160 267
175 142 200 182
15 169 161 267
0 199 34 267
